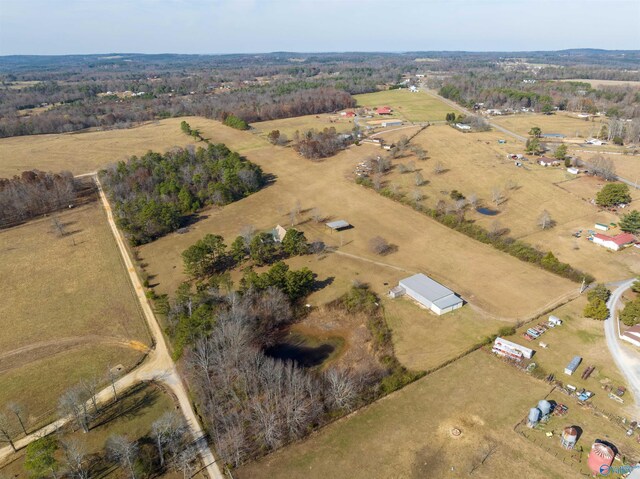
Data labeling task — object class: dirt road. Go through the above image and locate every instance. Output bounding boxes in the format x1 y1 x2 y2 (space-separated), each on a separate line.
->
604 278 640 414
0 177 223 479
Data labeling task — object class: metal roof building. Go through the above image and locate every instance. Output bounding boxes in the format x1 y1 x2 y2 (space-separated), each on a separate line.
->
564 356 582 375
396 273 463 315
325 220 351 231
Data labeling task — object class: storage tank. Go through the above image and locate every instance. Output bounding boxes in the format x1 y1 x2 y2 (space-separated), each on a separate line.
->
587 441 615 476
527 408 541 428
560 426 578 450
537 400 551 417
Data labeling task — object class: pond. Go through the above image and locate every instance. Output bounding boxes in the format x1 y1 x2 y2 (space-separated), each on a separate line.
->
265 332 344 368
476 207 499 216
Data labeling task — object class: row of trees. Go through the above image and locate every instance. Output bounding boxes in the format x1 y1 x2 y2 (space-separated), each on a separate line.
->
0 170 77 227
100 144 265 244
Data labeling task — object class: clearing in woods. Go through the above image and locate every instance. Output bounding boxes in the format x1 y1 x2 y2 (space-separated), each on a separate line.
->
138 120 576 321
236 351 575 479
380 124 639 281
251 113 355 139
353 89 462 122
0 202 150 419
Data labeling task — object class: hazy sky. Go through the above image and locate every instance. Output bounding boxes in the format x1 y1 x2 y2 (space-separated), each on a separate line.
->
1 0 639 55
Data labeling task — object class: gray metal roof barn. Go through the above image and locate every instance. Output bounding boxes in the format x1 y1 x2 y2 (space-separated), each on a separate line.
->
395 273 463 315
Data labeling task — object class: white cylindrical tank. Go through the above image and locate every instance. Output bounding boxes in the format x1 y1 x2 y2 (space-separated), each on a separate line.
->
537 400 551 417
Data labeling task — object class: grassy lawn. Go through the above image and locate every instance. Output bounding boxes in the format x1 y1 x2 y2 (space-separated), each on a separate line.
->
236 351 575 479
0 383 189 479
0 202 149 419
384 298 506 371
491 112 607 139
251 113 355 139
354 89 461 122
139 121 577 321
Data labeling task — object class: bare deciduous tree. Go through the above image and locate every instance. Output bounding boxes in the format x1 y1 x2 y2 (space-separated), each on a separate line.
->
151 412 188 467
325 368 358 411
240 224 256 246
106 435 138 479
0 412 16 452
80 377 100 415
368 236 391 255
538 209 553 229
7 402 28 436
411 189 423 203
433 161 445 175
587 155 617 180
372 174 383 191
61 439 90 479
491 188 504 206
397 163 408 173
59 386 91 433
414 171 424 186
406 160 416 172
505 179 519 191
467 192 479 208
310 208 323 223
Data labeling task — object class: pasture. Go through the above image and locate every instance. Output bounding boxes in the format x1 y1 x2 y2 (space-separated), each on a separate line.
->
354 89 461 122
492 113 606 139
0 118 227 177
251 113 355 139
558 78 640 89
0 202 150 418
138 121 577 320
236 351 573 479
382 125 638 281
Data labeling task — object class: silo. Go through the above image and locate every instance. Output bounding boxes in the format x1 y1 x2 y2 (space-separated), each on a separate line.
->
537 400 552 418
587 441 615 476
560 426 578 450
527 408 541 428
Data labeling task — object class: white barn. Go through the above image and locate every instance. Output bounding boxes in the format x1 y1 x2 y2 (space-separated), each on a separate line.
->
492 337 534 360
393 273 463 315
622 325 640 347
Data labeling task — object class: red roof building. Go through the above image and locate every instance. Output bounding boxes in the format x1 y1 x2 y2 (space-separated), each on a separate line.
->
592 232 636 251
376 106 392 115
341 110 356 117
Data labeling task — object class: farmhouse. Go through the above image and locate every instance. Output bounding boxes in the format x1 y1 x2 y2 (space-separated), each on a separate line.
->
621 325 640 347
586 138 606 146
390 273 463 315
592 232 636 251
340 111 356 118
538 157 561 167
492 337 534 361
376 106 392 115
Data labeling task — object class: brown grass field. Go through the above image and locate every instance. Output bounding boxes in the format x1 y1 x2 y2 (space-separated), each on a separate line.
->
251 113 355 139
0 118 211 177
558 78 640 89
0 202 150 418
381 125 639 282
236 351 578 479
354 89 461 122
137 120 578 320
492 113 607 139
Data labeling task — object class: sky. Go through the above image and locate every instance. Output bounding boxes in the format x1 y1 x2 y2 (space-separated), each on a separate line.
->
0 0 639 55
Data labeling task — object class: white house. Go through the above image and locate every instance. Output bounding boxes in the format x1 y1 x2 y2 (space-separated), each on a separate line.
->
586 138 606 146
567 167 580 175
455 123 472 131
492 337 534 361
391 273 463 315
592 232 636 251
622 325 640 347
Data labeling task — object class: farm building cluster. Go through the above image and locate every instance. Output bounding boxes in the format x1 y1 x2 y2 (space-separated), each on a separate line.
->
572 223 637 251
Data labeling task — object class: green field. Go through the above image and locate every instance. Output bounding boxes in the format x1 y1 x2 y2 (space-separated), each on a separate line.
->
354 89 461 122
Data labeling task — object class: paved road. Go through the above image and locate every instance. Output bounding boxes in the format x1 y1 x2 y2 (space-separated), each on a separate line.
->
604 279 640 414
0 176 224 479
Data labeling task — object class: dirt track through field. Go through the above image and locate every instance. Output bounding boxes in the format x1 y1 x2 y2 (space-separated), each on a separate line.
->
0 336 147 373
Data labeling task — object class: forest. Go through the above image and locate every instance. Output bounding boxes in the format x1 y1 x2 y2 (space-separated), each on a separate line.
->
99 144 265 245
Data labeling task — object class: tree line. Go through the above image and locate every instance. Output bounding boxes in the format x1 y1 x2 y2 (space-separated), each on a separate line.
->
99 144 265 245
0 170 84 228
293 127 351 160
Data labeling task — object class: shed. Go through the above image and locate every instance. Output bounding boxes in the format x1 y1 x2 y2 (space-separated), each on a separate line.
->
382 120 403 127
325 220 351 231
376 106 392 115
567 167 579 175
397 273 463 315
595 223 609 231
564 356 582 375
455 123 471 131
621 324 640 347
492 337 534 360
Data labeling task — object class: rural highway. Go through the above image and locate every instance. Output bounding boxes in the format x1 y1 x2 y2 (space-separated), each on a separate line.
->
0 176 224 479
604 279 640 413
